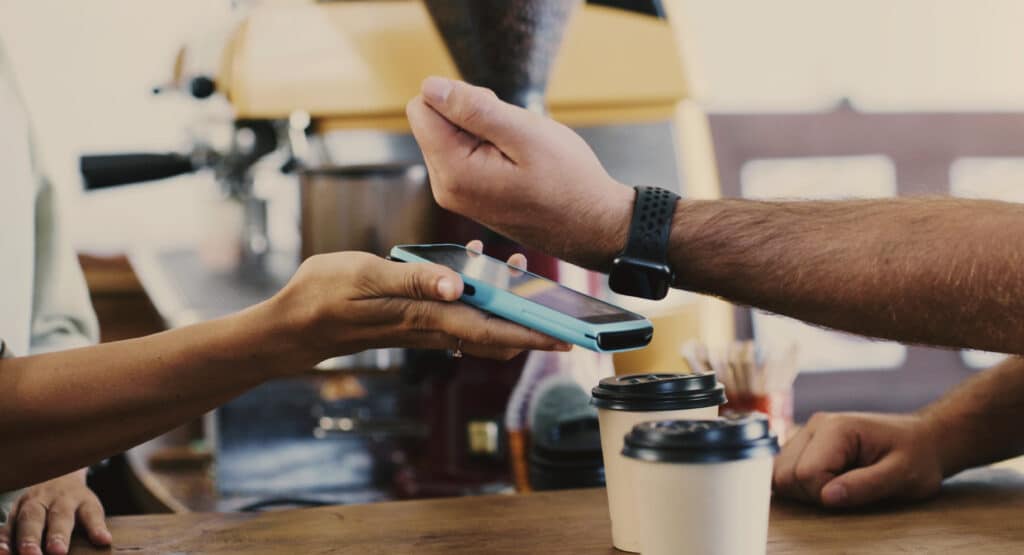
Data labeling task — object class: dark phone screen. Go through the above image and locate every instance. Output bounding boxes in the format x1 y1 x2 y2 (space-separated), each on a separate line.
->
398 245 644 324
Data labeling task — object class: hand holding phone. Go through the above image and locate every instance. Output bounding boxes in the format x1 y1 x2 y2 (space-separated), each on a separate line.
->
389 244 653 353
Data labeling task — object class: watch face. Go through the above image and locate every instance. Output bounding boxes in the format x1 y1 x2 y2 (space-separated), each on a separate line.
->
609 258 672 300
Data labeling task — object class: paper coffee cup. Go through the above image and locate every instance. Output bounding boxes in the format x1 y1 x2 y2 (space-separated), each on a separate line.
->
622 415 779 555
591 373 726 553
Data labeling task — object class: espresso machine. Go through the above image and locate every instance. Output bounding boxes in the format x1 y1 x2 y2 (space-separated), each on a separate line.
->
81 0 724 508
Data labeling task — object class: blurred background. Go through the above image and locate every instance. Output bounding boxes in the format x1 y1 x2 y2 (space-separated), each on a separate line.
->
10 0 1024 252
2 0 1021 515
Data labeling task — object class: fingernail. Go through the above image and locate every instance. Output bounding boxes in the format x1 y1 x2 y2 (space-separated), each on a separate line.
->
821 483 848 506
556 342 573 351
47 537 67 554
422 76 453 104
0 541 9 553
437 277 457 299
19 541 41 555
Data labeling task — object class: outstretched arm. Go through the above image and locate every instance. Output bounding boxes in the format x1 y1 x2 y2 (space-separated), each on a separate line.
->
667 197 1024 354
0 251 566 492
408 77 1024 354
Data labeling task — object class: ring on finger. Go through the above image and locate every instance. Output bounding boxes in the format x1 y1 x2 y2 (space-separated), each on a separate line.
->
448 338 464 359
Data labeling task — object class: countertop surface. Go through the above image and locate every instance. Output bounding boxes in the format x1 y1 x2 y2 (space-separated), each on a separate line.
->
71 465 1024 554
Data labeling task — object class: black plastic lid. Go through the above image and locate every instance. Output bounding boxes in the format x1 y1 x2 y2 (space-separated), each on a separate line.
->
590 373 726 412
622 414 779 463
529 417 606 491
530 418 604 468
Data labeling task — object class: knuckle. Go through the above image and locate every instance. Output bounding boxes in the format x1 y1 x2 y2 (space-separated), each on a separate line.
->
298 253 329 277
470 324 495 346
438 171 465 198
889 455 912 477
807 412 830 428
793 461 819 483
341 252 383 297
458 92 493 129
403 302 433 331
772 468 791 490
403 270 429 299
343 251 377 281
47 509 72 523
16 507 39 523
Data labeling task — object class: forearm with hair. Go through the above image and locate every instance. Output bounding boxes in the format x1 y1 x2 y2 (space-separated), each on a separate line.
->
920 356 1024 476
666 197 1024 353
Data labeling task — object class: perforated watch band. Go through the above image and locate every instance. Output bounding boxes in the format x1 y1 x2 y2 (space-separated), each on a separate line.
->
624 186 680 263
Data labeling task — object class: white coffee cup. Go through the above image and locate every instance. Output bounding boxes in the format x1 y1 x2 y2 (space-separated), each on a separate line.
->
622 415 779 555
591 373 725 553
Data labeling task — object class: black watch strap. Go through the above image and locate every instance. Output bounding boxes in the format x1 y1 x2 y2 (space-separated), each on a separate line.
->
624 186 679 264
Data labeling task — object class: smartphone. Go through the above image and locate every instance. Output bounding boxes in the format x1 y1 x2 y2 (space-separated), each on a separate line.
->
389 244 653 353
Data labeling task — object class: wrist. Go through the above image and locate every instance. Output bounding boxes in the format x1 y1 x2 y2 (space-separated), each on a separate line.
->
917 405 978 478
231 295 321 378
577 179 630 272
667 198 728 291
50 468 89 485
593 181 639 272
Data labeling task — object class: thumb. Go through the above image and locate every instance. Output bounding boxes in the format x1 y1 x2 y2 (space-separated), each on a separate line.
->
367 259 464 301
419 76 533 160
820 455 905 508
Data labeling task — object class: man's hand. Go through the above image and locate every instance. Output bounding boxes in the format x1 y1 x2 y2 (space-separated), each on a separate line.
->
0 470 111 555
406 76 634 271
773 412 945 508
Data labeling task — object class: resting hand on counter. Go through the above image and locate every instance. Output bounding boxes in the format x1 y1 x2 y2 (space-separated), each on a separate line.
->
772 413 944 508
0 470 110 555
0 244 566 493
772 356 1024 508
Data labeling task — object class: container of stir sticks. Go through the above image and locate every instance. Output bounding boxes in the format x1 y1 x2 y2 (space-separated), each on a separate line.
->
681 340 799 443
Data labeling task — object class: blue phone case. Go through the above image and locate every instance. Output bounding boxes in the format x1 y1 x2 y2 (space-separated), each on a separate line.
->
389 244 653 353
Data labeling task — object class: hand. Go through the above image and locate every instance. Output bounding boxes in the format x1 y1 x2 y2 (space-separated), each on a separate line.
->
0 470 111 555
406 76 634 271
266 242 569 368
772 412 945 508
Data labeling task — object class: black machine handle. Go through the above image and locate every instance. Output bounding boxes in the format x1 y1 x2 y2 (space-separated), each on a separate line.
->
80 153 196 190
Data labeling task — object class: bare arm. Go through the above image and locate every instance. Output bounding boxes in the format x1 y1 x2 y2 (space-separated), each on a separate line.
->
773 356 1024 507
408 78 1024 354
0 302 286 491
667 197 1024 354
923 355 1024 476
0 252 565 492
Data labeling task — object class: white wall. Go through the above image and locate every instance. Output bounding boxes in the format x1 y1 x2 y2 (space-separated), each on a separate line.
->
681 0 1024 111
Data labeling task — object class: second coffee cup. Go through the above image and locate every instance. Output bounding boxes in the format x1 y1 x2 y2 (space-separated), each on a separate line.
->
591 373 726 553
622 415 779 555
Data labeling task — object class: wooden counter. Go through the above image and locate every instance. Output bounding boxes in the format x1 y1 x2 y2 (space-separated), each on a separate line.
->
70 466 1024 554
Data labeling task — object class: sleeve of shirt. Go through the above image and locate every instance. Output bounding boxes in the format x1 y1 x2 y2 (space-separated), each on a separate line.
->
27 150 99 355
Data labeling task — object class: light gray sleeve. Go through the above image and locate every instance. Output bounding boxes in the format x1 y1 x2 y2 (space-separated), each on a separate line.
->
28 169 99 355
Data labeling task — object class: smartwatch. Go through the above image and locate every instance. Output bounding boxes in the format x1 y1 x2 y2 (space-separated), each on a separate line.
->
608 186 680 300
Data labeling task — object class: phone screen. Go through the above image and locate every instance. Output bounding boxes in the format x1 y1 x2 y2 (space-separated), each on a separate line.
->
398 245 645 324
